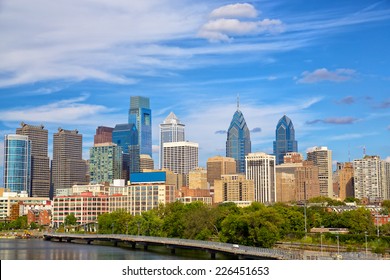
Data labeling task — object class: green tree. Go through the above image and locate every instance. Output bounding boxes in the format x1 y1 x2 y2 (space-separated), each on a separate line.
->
64 213 77 226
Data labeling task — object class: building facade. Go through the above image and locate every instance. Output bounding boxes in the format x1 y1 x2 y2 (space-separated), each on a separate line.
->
214 174 254 204
128 96 152 156
273 115 298 165
189 167 208 189
159 112 185 169
3 135 31 194
16 123 50 197
206 156 236 189
94 126 114 145
245 152 276 204
306 146 333 198
140 154 154 171
335 162 354 201
226 102 251 174
89 143 123 184
52 128 87 195
162 141 198 175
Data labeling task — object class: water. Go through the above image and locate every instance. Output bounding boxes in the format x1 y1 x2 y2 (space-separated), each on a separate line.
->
0 238 233 260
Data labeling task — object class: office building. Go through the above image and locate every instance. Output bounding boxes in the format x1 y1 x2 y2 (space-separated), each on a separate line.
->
335 162 354 201
353 155 385 203
89 143 122 184
307 146 333 198
246 152 276 204
52 128 87 195
140 154 154 171
159 112 185 169
226 100 251 173
214 174 254 204
206 156 236 188
273 115 298 165
189 167 208 190
128 96 152 156
162 141 198 175
94 126 114 145
3 135 31 194
16 123 50 197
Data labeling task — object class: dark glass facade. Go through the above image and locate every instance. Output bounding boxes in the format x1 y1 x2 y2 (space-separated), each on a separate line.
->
273 115 298 165
226 110 251 174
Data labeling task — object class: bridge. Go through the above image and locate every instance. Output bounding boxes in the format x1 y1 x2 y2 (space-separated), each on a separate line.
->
43 233 298 260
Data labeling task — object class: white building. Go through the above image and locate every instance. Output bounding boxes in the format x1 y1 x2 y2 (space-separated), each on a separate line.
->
245 152 276 204
163 141 198 175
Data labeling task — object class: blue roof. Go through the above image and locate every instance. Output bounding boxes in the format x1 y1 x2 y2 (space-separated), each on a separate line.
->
130 172 166 183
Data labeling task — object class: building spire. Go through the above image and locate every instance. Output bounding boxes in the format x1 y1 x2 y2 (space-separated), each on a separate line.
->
237 94 240 111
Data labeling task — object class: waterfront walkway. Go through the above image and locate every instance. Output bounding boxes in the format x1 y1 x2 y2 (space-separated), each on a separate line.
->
43 233 383 260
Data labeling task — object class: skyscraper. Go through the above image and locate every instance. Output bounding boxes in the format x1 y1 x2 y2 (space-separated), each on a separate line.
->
89 143 122 184
128 96 152 156
16 122 50 197
163 141 198 176
94 126 114 145
52 128 87 195
273 115 298 165
159 112 185 169
206 156 236 188
226 99 251 173
246 152 276 204
307 146 333 198
3 135 31 194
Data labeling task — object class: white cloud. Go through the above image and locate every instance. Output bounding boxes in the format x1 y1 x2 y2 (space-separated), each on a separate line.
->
210 3 259 19
297 68 356 84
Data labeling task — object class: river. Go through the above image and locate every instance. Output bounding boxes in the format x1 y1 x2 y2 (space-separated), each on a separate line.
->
0 238 234 260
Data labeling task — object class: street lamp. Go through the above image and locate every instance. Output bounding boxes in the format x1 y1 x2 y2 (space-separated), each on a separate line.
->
376 215 380 237
320 226 324 256
336 234 340 256
365 231 368 256
112 222 114 234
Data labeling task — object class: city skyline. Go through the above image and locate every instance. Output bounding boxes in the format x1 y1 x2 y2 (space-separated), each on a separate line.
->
0 0 390 182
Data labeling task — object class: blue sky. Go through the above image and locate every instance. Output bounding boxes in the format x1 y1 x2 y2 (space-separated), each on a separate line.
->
0 0 390 181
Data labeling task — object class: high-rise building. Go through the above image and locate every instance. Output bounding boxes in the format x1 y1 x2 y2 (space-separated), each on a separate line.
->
140 154 154 171
89 143 122 184
112 123 140 179
206 156 236 188
214 174 254 204
16 122 50 197
52 128 87 195
94 126 114 145
226 99 251 174
163 141 198 176
128 96 152 156
273 115 298 165
353 155 385 203
383 161 390 200
159 112 185 169
246 152 276 204
189 167 208 190
306 146 333 198
335 162 354 201
3 135 31 194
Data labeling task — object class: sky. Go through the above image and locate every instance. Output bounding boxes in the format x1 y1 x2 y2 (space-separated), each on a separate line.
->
0 0 390 182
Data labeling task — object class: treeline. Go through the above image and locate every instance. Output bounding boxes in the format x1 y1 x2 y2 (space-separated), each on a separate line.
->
97 200 390 248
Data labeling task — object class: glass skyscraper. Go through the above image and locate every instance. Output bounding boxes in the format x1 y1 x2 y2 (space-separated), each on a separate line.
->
273 115 298 165
3 134 31 194
159 112 185 169
226 103 251 174
128 96 152 157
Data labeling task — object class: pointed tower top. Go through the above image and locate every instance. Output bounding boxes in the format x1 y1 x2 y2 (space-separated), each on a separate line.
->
237 94 240 111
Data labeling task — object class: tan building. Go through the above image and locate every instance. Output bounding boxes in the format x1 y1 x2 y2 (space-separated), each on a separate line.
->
16 122 50 197
52 128 88 195
214 174 254 204
140 154 154 171
283 152 303 164
307 146 333 197
275 161 320 203
177 186 213 205
189 167 208 189
206 156 236 188
335 162 354 201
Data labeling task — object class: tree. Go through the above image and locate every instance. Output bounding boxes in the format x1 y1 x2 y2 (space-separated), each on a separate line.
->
65 213 77 226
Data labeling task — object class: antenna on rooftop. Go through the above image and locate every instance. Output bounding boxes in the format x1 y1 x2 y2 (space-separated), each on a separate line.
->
237 93 240 110
363 145 366 157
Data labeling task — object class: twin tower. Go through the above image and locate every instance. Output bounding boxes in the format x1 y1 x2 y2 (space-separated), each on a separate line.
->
226 101 297 173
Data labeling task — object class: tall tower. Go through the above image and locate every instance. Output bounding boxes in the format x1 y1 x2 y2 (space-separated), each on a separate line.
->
52 128 87 195
89 143 122 184
94 126 114 145
16 122 50 197
245 152 276 204
163 141 198 175
273 115 298 165
307 146 333 198
128 96 152 156
226 97 251 173
3 135 31 194
159 112 185 169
